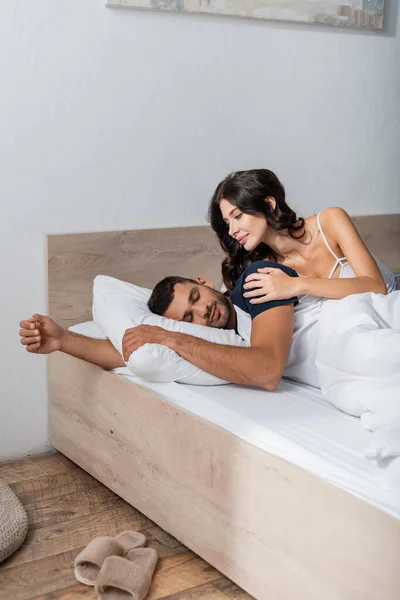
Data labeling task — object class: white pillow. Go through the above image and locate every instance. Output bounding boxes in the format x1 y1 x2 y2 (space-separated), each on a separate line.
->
69 320 107 339
92 275 247 385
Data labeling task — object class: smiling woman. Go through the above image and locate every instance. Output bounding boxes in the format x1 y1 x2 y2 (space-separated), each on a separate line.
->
209 169 306 292
209 169 396 301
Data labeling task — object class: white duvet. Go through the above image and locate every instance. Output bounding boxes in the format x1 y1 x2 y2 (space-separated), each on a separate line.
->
316 291 400 463
91 275 400 464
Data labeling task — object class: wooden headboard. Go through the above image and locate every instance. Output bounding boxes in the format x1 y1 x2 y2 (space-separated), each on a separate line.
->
48 226 224 328
48 215 400 328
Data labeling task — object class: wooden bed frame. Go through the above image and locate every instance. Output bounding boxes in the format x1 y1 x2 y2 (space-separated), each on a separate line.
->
48 217 400 600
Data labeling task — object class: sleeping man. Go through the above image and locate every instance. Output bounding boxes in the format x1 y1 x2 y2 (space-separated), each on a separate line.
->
20 259 400 400
19 261 321 391
19 260 400 460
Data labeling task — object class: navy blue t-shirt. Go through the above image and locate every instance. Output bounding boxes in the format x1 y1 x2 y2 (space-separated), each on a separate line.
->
230 260 299 320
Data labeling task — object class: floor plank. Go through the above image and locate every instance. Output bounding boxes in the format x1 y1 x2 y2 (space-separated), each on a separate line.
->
0 549 81 600
0 453 251 600
147 552 223 599
1 505 152 570
213 578 253 599
24 485 127 530
32 586 97 600
143 525 187 559
159 581 231 600
31 453 82 476
0 459 47 484
10 470 101 506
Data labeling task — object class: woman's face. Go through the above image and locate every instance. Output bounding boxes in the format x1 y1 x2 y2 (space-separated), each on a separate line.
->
219 198 268 252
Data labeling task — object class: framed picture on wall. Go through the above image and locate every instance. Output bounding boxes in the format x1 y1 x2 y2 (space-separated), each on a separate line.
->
105 0 384 30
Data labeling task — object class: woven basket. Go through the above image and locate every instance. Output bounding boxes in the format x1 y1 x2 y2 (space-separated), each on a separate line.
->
0 478 28 563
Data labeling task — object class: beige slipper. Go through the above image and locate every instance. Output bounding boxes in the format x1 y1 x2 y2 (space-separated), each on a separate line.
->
74 531 146 586
95 547 158 600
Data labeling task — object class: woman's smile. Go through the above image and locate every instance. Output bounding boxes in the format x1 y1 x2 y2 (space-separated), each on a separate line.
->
236 233 249 245
219 198 268 253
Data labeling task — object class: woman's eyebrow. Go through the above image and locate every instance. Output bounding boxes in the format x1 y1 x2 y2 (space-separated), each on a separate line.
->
223 208 239 222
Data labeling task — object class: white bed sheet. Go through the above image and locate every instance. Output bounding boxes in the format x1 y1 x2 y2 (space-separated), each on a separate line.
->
71 321 400 519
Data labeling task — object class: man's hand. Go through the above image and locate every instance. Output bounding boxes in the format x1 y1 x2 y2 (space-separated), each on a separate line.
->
19 314 66 354
122 325 174 362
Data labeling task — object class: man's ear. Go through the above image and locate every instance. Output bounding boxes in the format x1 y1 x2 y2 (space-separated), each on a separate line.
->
265 196 276 211
195 277 215 289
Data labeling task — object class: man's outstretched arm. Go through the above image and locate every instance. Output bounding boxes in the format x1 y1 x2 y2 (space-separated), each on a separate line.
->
19 314 124 370
122 305 294 390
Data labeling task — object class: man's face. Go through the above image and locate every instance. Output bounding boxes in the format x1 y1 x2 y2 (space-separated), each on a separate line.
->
163 282 233 328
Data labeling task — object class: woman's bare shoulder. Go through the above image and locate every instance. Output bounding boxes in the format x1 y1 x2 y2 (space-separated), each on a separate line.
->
319 207 353 234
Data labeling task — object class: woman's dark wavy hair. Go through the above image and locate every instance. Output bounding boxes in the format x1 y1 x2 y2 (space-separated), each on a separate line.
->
208 169 305 292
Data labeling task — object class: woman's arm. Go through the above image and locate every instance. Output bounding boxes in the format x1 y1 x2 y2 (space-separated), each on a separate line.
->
298 207 386 298
243 207 387 302
296 273 385 299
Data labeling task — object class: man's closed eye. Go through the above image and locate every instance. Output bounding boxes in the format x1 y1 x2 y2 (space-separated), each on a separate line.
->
182 288 200 322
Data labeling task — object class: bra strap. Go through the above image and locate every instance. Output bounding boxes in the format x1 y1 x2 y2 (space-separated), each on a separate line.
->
317 211 348 279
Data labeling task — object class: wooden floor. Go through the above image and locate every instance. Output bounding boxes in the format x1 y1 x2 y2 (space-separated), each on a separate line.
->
0 452 252 600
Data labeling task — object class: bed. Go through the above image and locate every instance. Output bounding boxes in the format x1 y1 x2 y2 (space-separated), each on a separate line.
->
47 217 400 600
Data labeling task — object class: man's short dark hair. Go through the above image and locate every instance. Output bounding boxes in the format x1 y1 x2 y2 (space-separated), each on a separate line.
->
148 276 198 316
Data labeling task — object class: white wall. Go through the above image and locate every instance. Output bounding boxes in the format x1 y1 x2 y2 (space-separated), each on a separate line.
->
0 0 399 460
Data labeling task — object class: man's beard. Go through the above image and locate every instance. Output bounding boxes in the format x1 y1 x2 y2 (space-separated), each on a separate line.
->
209 290 233 329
